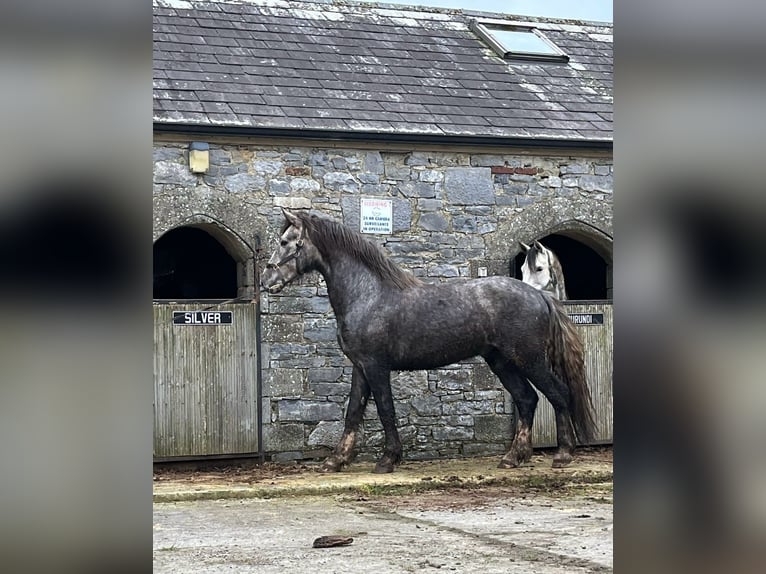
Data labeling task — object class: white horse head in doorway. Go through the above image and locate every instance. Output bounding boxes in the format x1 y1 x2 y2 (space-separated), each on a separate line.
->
520 241 567 300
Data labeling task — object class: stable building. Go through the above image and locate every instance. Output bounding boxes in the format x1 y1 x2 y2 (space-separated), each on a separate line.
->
152 0 613 462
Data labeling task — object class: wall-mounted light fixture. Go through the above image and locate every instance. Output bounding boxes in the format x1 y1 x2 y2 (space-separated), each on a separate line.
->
188 141 209 174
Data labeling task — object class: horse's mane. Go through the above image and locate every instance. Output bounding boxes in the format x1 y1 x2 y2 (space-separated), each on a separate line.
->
288 213 423 290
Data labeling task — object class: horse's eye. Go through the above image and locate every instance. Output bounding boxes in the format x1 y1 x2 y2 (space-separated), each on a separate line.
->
536 266 544 272
280 240 287 247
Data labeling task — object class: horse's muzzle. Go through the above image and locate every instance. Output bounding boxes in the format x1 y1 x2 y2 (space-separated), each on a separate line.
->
260 275 285 294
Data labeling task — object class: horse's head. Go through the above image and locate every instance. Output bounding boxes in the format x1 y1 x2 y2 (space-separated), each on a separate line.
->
520 240 558 295
260 209 315 294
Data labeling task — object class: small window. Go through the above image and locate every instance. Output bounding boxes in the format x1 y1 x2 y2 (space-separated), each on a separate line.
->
471 21 569 63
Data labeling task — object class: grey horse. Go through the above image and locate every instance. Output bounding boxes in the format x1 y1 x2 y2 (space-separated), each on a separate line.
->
261 210 595 473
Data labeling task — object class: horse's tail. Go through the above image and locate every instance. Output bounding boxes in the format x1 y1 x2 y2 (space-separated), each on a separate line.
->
543 294 597 444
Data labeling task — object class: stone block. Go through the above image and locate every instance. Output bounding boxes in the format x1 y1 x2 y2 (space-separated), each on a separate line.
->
560 162 590 174
274 196 312 209
391 371 428 397
452 215 478 233
445 167 495 205
269 179 290 195
154 160 198 185
269 296 331 314
290 178 320 193
269 345 314 366
252 160 283 176
263 423 305 451
579 174 613 193
418 212 448 232
308 367 344 383
278 400 343 422
594 164 611 175
444 415 474 427
307 421 345 448
153 148 184 162
303 318 337 342
473 363 499 391
470 155 509 167
308 152 329 166
411 395 442 416
264 368 305 396
419 169 443 183
331 157 348 170
474 414 513 442
358 173 380 184
405 152 431 166
309 382 352 397
436 370 473 391
364 151 384 174
224 172 265 193
433 426 473 441
442 401 495 415
427 264 459 277
262 314 303 342
418 198 442 211
397 181 436 198
392 198 412 231
383 163 410 180
323 172 358 193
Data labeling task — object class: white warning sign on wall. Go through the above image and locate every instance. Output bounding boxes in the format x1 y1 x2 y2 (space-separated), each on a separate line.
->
360 198 393 234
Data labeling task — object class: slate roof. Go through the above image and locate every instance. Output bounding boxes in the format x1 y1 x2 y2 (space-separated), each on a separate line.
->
153 0 613 145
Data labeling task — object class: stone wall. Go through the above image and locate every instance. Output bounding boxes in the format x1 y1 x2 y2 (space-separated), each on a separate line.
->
153 138 613 462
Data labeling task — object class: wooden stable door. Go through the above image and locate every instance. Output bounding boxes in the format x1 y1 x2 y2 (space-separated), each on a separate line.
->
530 302 613 447
153 303 259 459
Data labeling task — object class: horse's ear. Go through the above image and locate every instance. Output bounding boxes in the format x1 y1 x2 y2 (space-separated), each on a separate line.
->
519 242 530 253
282 208 303 229
533 240 545 251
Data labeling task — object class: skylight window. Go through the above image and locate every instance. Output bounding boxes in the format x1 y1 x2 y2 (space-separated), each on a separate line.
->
470 21 569 63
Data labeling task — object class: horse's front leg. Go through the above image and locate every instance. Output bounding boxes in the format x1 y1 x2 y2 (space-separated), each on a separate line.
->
320 366 370 472
366 366 402 474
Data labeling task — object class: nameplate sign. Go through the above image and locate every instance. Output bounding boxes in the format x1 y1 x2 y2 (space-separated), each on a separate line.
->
360 198 393 234
568 313 604 326
173 311 233 325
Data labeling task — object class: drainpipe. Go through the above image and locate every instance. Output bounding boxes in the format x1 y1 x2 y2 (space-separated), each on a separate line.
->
253 234 265 464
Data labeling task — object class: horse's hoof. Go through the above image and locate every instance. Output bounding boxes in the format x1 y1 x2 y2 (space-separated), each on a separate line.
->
373 462 394 474
498 458 520 469
319 459 343 473
552 453 573 468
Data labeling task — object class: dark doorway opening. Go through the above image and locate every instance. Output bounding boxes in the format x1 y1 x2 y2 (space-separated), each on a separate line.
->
512 234 610 300
153 227 237 300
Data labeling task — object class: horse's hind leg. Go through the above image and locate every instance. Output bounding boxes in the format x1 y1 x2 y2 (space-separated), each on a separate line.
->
320 365 370 472
485 353 538 468
523 363 576 468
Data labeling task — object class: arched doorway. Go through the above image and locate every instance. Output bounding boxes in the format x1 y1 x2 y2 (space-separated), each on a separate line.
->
153 226 238 300
153 222 261 460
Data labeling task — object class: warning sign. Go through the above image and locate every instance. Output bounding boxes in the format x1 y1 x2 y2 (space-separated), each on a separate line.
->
360 198 393 234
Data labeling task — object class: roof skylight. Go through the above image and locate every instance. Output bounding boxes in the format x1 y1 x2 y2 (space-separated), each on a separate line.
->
470 21 569 63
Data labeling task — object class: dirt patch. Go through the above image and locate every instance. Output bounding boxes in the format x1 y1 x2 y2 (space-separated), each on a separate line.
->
349 481 613 513
153 447 612 493
153 461 315 485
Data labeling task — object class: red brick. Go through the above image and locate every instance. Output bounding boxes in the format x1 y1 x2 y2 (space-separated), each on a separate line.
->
285 166 311 176
490 166 538 175
513 167 538 175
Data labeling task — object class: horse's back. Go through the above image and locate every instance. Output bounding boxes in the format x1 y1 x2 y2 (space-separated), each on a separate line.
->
372 275 550 369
